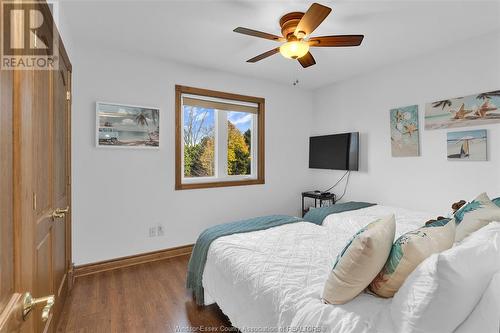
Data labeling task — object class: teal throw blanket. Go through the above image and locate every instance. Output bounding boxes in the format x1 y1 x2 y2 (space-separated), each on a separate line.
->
303 201 376 224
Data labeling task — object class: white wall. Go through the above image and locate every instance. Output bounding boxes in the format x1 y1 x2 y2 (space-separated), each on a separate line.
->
311 31 500 213
62 18 500 264
70 46 313 265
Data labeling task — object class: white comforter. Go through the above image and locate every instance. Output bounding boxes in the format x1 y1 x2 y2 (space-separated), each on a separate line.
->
202 205 437 332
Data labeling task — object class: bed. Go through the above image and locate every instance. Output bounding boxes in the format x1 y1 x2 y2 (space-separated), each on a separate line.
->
201 205 440 332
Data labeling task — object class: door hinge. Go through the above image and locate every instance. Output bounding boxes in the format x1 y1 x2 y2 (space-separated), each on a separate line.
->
66 91 71 101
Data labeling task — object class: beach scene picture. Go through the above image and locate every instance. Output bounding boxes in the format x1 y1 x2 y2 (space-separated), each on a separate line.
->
425 90 500 130
390 105 420 157
96 102 159 148
447 129 487 161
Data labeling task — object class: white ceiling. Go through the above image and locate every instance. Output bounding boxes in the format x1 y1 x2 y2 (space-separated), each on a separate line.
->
61 0 500 90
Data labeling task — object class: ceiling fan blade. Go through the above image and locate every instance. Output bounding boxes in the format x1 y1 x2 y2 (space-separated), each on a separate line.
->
298 52 316 68
234 27 284 41
294 3 332 38
247 48 280 63
309 35 364 47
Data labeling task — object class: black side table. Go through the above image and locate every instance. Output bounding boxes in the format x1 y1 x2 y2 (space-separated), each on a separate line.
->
302 191 336 217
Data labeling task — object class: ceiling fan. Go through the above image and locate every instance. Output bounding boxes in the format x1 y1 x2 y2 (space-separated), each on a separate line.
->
234 3 364 68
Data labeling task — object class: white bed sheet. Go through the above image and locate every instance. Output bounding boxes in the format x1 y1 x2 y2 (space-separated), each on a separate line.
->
202 205 437 333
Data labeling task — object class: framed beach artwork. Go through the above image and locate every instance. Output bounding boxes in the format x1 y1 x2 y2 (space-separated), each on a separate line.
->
447 129 487 161
96 102 160 148
390 105 420 157
425 90 500 130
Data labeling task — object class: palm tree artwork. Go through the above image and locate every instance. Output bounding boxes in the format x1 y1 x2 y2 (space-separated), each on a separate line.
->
425 90 500 129
135 111 149 127
476 90 500 100
432 99 452 110
97 102 160 148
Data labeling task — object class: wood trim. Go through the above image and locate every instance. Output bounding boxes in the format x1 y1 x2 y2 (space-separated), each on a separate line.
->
67 264 75 291
176 85 265 105
73 244 194 278
175 86 182 190
175 85 265 190
177 179 264 190
258 100 265 184
65 65 73 291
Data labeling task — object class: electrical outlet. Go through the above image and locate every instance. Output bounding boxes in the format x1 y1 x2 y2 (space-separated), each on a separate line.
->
148 226 157 237
157 225 165 237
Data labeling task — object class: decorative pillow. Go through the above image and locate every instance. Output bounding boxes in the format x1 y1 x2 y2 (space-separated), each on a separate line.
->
369 218 455 298
493 197 500 207
391 222 500 333
454 193 500 242
322 214 395 304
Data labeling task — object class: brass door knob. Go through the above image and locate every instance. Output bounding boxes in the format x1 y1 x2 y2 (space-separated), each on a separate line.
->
51 211 64 220
51 206 69 220
55 206 69 214
22 292 55 322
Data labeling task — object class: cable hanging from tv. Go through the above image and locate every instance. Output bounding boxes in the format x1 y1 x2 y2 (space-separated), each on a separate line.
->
336 171 351 201
322 170 349 193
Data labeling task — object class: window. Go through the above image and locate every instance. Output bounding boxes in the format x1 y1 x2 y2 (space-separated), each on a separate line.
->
175 85 265 190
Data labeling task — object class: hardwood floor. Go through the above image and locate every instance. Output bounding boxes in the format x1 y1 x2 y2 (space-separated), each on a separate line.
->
57 254 234 333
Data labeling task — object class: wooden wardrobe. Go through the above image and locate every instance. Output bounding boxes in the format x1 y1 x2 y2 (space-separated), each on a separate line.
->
0 1 72 332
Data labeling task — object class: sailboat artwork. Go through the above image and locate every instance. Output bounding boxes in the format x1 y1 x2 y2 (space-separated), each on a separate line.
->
447 130 487 161
425 90 500 130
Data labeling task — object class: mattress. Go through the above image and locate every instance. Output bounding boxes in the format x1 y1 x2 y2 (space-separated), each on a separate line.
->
202 205 437 332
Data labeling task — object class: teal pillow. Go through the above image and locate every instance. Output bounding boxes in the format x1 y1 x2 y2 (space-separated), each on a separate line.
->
453 193 500 241
369 218 455 297
322 215 396 304
493 197 500 208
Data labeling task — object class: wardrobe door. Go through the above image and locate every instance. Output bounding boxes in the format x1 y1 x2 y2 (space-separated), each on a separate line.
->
0 55 20 333
32 66 56 333
32 33 72 333
0 1 72 332
51 59 71 327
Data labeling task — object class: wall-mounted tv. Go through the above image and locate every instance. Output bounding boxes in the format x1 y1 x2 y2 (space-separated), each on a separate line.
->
309 132 359 171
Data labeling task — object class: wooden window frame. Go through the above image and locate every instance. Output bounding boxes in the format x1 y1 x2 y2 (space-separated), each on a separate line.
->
175 85 265 190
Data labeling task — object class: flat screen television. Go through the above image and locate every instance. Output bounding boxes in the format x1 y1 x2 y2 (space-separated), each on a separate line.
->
309 132 359 171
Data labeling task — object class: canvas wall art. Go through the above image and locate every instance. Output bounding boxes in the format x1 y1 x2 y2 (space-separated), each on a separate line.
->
447 129 487 161
96 102 160 148
425 90 500 130
390 105 420 157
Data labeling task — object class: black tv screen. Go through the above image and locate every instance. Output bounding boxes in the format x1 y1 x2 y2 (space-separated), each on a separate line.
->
309 132 359 171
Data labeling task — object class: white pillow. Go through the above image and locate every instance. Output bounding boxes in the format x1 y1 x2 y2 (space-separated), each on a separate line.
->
454 271 500 333
391 222 500 333
454 192 500 242
322 214 395 304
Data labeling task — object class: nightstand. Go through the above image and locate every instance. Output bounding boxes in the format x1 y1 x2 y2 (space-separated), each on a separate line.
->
302 191 336 217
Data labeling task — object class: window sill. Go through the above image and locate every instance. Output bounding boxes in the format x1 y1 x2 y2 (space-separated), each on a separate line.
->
175 178 264 190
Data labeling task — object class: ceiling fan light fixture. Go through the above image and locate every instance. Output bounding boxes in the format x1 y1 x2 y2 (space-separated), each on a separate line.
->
279 40 309 59
295 31 306 39
234 3 363 68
